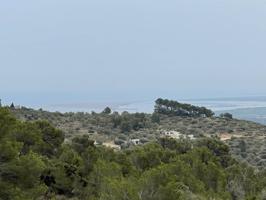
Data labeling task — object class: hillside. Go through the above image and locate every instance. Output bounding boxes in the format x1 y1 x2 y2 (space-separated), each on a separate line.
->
1 107 266 199
8 99 266 169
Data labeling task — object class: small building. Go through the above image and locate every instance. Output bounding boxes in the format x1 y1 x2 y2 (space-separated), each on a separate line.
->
130 139 141 145
161 130 195 140
162 131 182 139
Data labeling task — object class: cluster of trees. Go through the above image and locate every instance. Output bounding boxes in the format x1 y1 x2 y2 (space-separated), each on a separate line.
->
154 98 214 117
1 108 266 199
220 113 233 119
0 108 65 199
111 112 150 133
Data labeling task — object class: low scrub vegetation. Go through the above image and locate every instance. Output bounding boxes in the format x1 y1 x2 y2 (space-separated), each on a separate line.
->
1 107 266 199
9 100 266 169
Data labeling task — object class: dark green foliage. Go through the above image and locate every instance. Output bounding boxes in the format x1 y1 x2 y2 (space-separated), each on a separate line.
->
196 138 232 167
120 120 132 132
159 137 192 154
239 140 247 153
155 98 214 117
10 103 15 109
0 109 49 199
110 112 150 132
72 135 95 153
102 107 112 114
0 108 17 140
35 121 65 157
220 113 233 119
151 113 160 123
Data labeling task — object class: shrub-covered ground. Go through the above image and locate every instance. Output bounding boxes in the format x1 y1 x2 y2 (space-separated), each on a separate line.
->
1 107 266 199
9 105 266 169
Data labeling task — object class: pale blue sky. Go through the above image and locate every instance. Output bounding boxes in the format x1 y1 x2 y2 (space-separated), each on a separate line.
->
1 0 266 106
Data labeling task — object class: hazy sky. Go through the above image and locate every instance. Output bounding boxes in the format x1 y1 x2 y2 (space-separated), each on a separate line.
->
1 0 266 106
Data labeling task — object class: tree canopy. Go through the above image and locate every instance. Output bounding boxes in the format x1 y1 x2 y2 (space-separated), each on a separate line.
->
154 98 214 117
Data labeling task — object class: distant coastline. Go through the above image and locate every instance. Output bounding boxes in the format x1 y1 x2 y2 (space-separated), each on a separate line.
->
40 97 266 112
37 97 266 125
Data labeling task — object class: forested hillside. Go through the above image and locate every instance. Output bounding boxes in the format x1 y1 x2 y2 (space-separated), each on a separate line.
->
9 99 266 169
1 107 266 199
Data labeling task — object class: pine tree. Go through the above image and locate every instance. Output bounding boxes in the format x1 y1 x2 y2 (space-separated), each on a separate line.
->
10 102 15 109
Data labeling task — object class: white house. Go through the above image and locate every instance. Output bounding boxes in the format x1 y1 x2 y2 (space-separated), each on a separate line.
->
162 131 195 140
162 131 182 139
130 139 141 145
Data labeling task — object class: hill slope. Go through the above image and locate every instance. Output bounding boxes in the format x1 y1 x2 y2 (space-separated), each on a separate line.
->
8 104 266 169
1 107 266 199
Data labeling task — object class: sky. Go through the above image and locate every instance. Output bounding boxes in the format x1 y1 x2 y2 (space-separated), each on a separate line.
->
1 0 266 107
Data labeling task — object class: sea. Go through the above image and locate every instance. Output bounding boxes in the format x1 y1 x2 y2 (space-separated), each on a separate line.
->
42 96 266 125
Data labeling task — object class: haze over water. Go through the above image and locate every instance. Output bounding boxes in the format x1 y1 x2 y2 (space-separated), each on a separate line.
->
1 0 266 124
1 0 266 107
40 96 266 114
